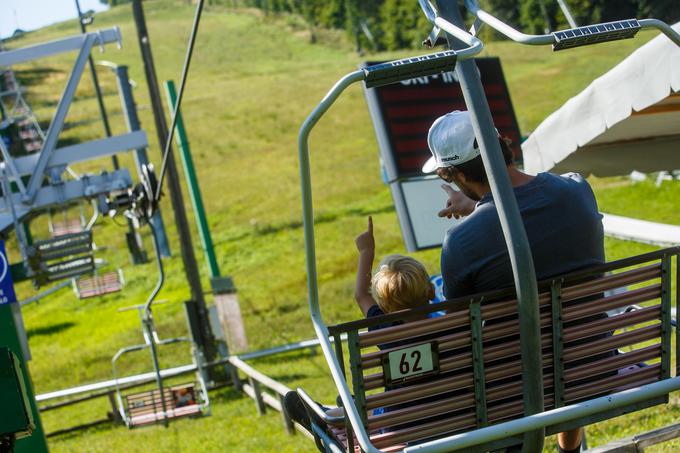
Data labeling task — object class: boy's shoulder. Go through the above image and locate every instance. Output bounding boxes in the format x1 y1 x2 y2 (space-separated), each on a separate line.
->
366 304 384 319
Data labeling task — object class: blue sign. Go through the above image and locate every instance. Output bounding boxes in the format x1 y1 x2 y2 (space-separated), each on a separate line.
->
0 240 17 305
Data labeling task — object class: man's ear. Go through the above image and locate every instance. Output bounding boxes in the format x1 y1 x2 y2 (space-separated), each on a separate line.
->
451 166 466 184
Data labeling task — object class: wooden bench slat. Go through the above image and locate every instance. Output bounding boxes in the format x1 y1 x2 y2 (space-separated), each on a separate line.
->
368 371 558 432
561 264 661 301
358 307 470 348
564 324 661 363
565 364 660 402
367 392 475 430
128 404 201 427
565 344 661 382
77 271 123 298
365 373 473 410
480 293 551 321
369 411 477 449
563 305 660 342
563 285 661 322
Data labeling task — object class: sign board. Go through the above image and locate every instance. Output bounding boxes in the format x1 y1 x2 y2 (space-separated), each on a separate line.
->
0 240 17 305
363 57 521 251
383 342 439 385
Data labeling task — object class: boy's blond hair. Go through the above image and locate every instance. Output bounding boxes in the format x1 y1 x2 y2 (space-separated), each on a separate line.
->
372 255 431 313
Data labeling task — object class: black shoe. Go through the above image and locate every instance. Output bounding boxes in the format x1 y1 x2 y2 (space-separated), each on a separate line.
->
558 444 582 453
283 391 312 432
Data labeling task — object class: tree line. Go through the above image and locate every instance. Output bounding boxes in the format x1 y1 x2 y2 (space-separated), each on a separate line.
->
103 1 680 51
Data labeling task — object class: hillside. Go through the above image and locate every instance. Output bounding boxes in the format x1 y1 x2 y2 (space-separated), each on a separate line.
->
4 1 679 451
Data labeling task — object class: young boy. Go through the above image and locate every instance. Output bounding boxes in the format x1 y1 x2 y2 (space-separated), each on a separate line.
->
283 216 436 444
354 216 435 325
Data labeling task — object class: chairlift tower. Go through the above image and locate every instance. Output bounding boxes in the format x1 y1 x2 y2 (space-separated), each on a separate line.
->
0 27 171 452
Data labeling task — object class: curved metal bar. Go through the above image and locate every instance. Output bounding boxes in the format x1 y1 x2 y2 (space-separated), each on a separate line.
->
111 344 149 425
419 0 486 55
298 69 379 453
143 219 165 317
85 199 99 231
142 218 169 426
464 0 554 45
404 377 680 452
466 0 680 48
154 336 191 346
638 19 680 47
312 423 346 453
193 343 211 415
297 388 346 425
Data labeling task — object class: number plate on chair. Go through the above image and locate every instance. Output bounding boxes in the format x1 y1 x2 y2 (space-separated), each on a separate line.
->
383 342 439 384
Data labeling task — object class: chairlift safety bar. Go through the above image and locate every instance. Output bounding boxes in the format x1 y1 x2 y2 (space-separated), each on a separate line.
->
463 0 680 49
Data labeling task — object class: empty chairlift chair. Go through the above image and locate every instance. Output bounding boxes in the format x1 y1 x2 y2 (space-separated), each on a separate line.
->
124 382 203 428
74 268 125 299
293 3 680 452
48 205 86 238
112 302 210 428
27 231 95 287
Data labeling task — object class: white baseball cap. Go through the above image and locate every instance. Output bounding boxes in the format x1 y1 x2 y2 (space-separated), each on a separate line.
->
422 110 481 173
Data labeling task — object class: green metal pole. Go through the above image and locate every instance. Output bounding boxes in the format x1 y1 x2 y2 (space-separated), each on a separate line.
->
163 80 220 279
0 306 48 452
163 80 238 384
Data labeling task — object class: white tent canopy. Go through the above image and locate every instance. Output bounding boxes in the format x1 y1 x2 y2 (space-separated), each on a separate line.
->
522 23 680 176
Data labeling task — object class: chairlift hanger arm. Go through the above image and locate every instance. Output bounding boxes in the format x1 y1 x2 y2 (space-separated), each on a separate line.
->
418 0 483 52
463 0 680 49
637 19 680 47
297 22 482 453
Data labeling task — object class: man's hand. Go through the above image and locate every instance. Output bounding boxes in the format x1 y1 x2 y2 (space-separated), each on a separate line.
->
438 184 476 219
355 216 375 253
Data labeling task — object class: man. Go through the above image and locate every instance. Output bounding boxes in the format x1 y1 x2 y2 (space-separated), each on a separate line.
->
424 110 605 453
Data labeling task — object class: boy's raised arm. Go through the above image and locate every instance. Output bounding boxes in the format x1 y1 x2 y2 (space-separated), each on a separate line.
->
354 216 376 316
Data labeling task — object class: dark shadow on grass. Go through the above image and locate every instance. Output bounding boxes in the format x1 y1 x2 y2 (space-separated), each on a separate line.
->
13 67 61 88
276 303 300 315
209 386 246 404
55 136 81 148
27 321 75 338
269 373 307 383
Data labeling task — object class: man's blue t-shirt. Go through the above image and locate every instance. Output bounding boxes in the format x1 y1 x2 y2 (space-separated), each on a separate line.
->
441 172 604 299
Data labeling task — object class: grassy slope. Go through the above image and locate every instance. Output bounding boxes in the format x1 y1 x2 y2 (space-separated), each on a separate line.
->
5 1 679 451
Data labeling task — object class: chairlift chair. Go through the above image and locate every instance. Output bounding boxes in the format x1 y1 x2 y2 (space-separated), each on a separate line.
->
111 219 210 428
55 200 125 298
27 230 95 287
48 202 87 238
73 268 124 299
111 302 210 428
293 2 680 452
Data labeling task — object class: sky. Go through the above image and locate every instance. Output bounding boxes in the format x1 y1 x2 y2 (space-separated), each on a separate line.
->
0 0 109 39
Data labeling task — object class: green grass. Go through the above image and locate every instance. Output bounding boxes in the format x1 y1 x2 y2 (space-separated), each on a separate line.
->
3 1 680 451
